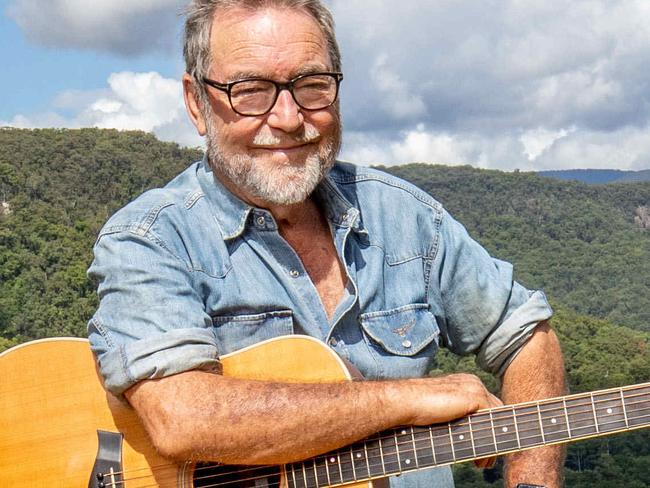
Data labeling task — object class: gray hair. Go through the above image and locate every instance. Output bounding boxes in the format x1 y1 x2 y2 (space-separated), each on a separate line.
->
183 0 342 104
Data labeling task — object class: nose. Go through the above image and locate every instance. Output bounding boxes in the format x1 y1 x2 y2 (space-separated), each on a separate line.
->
266 89 304 133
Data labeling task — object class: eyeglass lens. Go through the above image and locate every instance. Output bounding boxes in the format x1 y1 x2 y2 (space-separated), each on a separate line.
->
230 74 338 115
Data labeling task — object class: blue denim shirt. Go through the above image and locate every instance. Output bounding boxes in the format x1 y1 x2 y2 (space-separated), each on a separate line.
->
88 159 552 488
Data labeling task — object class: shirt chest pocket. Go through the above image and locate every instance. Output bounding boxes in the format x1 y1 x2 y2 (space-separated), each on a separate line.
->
212 310 294 356
358 303 440 378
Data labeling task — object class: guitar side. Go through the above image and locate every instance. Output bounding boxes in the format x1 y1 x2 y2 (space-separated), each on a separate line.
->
0 336 374 488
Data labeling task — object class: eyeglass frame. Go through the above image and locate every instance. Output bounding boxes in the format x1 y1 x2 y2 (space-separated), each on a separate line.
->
201 71 344 117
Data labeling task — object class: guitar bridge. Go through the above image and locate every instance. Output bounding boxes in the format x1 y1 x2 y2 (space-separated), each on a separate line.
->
88 430 124 488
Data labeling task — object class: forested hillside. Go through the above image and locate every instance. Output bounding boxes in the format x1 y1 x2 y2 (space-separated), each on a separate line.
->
1 128 648 487
384 164 650 332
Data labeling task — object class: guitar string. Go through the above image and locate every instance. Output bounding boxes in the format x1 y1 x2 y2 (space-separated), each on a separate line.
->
104 395 650 486
104 408 650 488
140 412 650 488
104 393 650 487
116 411 650 488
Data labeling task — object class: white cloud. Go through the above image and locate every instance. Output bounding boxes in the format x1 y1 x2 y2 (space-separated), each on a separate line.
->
5 0 650 171
1 71 203 148
333 0 650 169
341 124 650 172
7 0 185 55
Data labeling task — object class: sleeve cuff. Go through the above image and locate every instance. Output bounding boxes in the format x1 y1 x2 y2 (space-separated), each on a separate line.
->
90 325 221 398
476 290 553 376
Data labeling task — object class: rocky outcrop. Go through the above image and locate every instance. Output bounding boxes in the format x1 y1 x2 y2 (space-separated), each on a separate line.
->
634 206 650 230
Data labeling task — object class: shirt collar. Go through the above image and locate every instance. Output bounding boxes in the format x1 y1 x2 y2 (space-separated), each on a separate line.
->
196 157 253 240
196 157 366 240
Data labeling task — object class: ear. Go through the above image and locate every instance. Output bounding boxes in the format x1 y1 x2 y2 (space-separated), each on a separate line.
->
183 73 207 136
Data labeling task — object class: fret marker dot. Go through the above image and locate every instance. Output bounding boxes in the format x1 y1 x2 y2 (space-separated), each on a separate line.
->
459 435 465 440
551 418 557 424
401 430 407 435
356 453 362 459
607 408 613 414
405 459 412 465
502 427 508 433
330 457 336 463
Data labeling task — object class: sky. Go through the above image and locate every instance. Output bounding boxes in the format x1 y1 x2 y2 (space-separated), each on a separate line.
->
2 0 650 171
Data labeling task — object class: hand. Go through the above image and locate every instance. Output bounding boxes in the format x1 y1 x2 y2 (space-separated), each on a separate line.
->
403 373 503 425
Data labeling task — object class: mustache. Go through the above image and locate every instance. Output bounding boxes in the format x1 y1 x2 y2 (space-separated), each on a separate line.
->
252 125 321 146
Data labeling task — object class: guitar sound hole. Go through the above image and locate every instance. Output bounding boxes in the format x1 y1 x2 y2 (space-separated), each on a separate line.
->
193 463 282 488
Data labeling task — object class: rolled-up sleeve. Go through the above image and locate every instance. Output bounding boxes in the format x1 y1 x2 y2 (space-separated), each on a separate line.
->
88 228 220 398
432 210 553 376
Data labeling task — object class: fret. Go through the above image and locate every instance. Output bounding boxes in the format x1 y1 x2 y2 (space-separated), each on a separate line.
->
363 443 373 479
593 390 627 433
301 461 313 488
324 453 338 486
565 395 598 438
428 426 438 466
395 428 417 471
351 444 369 481
314 455 330 488
410 427 421 469
492 408 519 452
620 389 630 428
562 398 572 439
365 434 386 478
312 459 320 488
334 451 352 485
447 424 457 462
467 416 477 458
349 447 357 481
471 412 497 457
624 384 650 427
512 406 522 448
338 451 357 485
393 430 403 472
409 426 435 469
536 403 547 443
430 424 454 464
285 465 296 488
515 405 544 448
488 410 499 452
378 430 400 474
539 400 570 443
590 393 600 433
449 418 474 461
290 463 302 488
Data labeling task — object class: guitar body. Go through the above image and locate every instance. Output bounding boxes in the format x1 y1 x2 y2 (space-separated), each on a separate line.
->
0 336 374 488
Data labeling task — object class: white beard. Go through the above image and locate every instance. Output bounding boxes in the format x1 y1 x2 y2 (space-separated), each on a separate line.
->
204 113 341 206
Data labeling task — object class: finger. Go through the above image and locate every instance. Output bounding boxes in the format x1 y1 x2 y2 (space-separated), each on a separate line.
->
474 456 497 469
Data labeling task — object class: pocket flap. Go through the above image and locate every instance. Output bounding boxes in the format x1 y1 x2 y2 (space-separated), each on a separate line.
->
359 303 439 356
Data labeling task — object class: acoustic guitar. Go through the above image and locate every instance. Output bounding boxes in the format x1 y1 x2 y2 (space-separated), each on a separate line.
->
1 335 648 487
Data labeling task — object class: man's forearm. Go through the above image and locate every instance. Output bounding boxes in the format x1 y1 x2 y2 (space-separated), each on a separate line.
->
126 370 501 465
501 321 567 488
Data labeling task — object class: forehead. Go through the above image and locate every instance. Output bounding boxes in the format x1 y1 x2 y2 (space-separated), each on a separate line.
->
209 7 331 80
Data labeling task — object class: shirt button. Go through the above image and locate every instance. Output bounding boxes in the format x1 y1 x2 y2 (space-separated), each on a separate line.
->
402 340 412 349
256 216 265 226
290 270 300 278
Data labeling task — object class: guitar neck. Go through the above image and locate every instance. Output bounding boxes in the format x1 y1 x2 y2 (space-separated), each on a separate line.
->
285 382 650 488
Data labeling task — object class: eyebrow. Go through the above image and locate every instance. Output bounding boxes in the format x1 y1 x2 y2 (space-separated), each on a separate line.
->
227 63 333 82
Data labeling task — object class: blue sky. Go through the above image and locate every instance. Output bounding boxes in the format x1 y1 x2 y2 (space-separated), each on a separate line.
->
3 0 650 171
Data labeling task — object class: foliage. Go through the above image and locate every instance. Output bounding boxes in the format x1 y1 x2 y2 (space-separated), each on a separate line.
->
0 130 648 486
385 164 650 332
0 128 202 348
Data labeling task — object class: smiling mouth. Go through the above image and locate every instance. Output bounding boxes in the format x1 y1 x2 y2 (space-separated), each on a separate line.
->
254 144 311 151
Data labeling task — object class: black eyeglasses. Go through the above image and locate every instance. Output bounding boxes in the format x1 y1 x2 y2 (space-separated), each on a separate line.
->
202 72 343 116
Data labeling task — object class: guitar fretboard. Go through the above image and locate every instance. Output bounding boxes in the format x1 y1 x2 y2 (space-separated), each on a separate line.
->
285 383 650 488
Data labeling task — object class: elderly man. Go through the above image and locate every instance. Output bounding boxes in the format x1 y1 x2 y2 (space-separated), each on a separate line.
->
88 1 566 487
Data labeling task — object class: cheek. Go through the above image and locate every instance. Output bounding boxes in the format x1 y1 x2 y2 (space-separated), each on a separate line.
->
307 109 339 135
217 119 263 147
